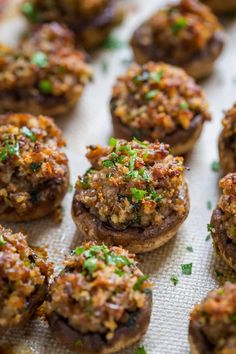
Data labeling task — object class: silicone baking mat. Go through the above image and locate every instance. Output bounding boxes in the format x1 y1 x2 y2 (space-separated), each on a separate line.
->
1 1 236 353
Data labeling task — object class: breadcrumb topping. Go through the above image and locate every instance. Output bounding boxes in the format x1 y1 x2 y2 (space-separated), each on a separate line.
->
0 226 52 330
74 138 187 229
46 242 151 339
0 113 69 216
191 282 236 353
111 62 210 140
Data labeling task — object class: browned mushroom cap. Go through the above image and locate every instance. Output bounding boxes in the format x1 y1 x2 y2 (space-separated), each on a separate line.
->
219 104 236 175
0 23 92 116
110 62 211 156
0 225 52 335
201 0 236 14
72 139 190 253
130 0 224 80
189 282 236 354
0 113 70 222
211 174 236 270
21 0 125 51
46 242 152 354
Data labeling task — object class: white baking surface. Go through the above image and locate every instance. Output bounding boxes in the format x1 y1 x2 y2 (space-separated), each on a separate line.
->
1 1 236 353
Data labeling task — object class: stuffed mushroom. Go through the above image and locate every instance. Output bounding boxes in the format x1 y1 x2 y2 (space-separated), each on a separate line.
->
46 242 152 354
0 225 52 335
111 62 211 155
21 0 124 51
211 173 236 270
130 0 224 80
219 104 236 175
201 0 236 15
189 282 236 354
0 113 69 222
72 138 190 253
0 23 92 116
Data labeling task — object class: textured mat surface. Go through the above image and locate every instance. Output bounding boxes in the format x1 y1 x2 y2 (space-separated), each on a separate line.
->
0 1 236 353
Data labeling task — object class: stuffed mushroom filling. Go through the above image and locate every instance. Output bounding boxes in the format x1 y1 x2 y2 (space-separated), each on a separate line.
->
46 243 152 340
0 23 92 113
131 0 223 66
73 139 188 231
190 282 236 354
0 113 69 216
0 226 52 331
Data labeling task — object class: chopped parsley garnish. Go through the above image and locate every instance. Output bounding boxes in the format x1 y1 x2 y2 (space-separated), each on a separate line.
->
131 188 147 202
107 254 131 267
150 70 164 83
133 275 149 291
109 137 117 147
39 79 53 94
149 191 163 203
207 224 213 233
172 17 188 33
1 139 20 161
30 162 42 172
103 159 114 168
102 36 126 50
115 268 125 277
170 275 179 286
145 89 159 100
0 235 6 246
139 168 150 181
21 2 38 22
80 176 90 189
31 52 48 68
186 246 193 252
133 137 149 147
22 126 36 142
211 160 220 172
133 71 150 84
205 234 211 241
207 200 212 210
136 347 147 354
181 263 192 275
83 257 97 274
179 102 189 110
74 247 85 255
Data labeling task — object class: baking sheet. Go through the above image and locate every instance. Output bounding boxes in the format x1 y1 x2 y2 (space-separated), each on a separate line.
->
1 1 236 353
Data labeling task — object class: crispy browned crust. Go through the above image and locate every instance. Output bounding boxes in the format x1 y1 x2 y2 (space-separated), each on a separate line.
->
211 207 236 271
72 181 189 254
47 292 152 354
219 131 236 175
0 281 48 336
202 0 236 14
112 112 204 155
189 320 213 354
0 176 69 222
131 31 224 80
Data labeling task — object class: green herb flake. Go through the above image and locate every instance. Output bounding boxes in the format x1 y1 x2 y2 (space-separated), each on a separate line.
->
109 137 117 147
103 159 114 168
83 257 97 274
179 102 189 110
207 224 213 233
39 79 53 95
115 269 125 277
1 147 7 161
172 17 188 33
207 200 212 210
74 247 85 255
131 188 147 202
30 162 42 172
211 160 220 172
0 235 6 246
136 347 147 354
21 2 38 22
181 263 192 275
150 70 163 83
31 51 48 68
22 126 36 142
102 36 126 50
170 275 179 286
139 168 150 181
186 246 193 252
205 234 211 242
133 275 149 291
145 89 159 100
